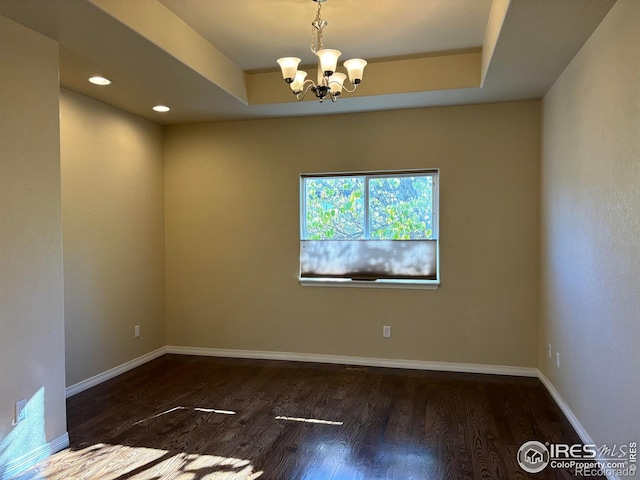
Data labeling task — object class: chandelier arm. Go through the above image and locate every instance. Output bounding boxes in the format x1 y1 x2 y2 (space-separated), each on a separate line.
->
327 79 359 94
295 81 318 101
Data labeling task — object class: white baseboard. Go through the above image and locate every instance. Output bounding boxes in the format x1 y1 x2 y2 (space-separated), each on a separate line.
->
65 345 536 400
65 347 167 398
0 432 69 480
537 371 622 480
165 345 539 377
537 370 593 444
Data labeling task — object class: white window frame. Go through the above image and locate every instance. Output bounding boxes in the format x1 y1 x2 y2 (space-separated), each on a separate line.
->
299 169 440 290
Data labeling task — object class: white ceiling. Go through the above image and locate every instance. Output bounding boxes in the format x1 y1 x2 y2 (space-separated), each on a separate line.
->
0 0 617 125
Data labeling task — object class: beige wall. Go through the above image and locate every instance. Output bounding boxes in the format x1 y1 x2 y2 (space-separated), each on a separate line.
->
61 89 166 387
0 16 66 471
541 0 640 444
164 101 540 368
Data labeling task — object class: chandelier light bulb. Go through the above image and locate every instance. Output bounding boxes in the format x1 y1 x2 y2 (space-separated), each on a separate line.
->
277 57 301 83
316 49 341 76
329 72 347 96
344 58 367 84
290 71 308 93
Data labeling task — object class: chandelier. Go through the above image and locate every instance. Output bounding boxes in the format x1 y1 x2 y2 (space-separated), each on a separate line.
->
276 0 367 103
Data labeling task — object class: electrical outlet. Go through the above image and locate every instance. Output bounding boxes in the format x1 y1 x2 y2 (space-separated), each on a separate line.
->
383 326 391 338
556 352 560 368
134 325 140 338
548 343 552 359
15 399 26 423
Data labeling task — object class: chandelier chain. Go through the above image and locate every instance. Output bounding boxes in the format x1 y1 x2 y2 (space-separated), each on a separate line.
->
310 1 326 53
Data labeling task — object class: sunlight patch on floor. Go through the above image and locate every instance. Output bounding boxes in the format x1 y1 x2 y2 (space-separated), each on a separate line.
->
194 407 236 415
275 415 343 426
133 406 236 425
15 443 263 480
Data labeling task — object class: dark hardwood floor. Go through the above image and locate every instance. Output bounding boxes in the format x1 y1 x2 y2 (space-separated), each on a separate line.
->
15 354 599 479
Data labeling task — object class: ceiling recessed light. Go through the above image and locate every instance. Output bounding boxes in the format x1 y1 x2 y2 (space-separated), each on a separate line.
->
152 105 170 112
88 76 111 86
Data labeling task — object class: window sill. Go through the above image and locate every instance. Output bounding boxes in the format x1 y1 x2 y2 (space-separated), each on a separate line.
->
299 278 440 290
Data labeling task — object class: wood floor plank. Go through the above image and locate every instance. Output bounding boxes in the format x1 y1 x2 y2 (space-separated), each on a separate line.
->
13 355 604 480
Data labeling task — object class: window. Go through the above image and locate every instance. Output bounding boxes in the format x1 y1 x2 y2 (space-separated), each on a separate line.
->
300 169 439 288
